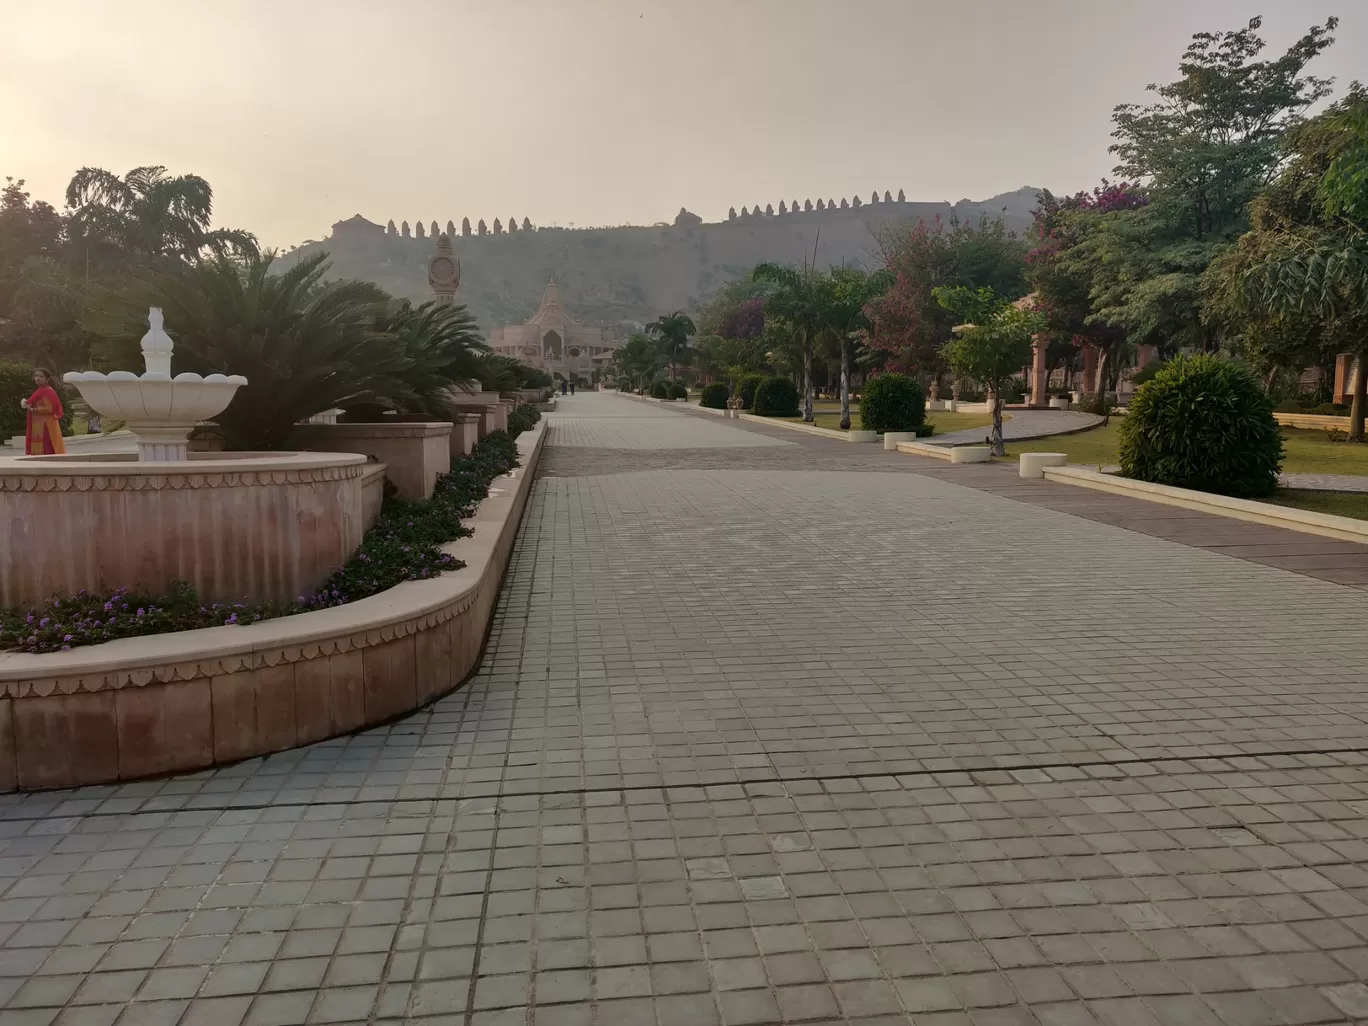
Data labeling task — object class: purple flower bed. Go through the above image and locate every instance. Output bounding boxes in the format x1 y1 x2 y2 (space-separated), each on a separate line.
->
0 431 521 654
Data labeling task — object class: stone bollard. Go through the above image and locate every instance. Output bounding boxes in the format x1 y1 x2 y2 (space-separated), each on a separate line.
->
1019 452 1067 478
949 446 991 464
883 431 916 450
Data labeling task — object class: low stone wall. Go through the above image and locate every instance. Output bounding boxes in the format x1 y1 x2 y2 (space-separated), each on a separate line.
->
293 422 452 500
1273 412 1350 431
0 451 370 607
360 462 387 529
0 423 546 791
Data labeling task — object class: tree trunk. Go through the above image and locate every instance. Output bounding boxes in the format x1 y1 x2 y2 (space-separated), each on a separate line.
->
1352 355 1366 444
990 389 1005 456
803 341 814 422
839 340 851 430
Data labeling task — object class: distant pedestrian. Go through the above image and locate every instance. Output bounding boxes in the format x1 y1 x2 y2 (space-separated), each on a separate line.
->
569 379 576 395
560 378 568 395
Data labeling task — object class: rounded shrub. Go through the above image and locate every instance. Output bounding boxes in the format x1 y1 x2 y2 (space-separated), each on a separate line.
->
859 374 926 433
669 381 689 400
700 382 730 409
617 379 632 391
752 377 800 417
649 380 669 400
1119 354 1284 498
737 374 766 410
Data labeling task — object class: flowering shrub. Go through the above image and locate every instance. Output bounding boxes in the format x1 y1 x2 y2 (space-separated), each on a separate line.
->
507 403 541 439
0 432 521 654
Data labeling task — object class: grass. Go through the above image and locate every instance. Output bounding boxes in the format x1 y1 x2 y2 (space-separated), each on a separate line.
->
1008 421 1368 477
1267 488 1368 521
768 409 995 435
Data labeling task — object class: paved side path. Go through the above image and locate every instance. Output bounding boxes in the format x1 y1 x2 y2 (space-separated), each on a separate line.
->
3 391 1368 1025
929 409 1102 446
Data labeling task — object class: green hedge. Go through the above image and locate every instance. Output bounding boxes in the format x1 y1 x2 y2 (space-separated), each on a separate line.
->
668 381 688 400
860 374 926 433
649 380 668 399
752 377 799 417
700 382 730 409
737 374 765 410
1119 354 1283 498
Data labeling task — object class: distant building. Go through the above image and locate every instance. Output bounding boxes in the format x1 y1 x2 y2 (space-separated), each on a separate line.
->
488 281 618 382
331 214 384 239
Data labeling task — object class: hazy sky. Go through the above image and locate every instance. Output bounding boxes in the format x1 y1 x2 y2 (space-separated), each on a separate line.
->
3 1 1364 249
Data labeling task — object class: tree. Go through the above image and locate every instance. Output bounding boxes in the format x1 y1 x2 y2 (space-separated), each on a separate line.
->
866 215 1027 394
753 261 824 421
1240 89 1368 438
65 166 257 265
936 286 1043 454
1079 17 1340 356
614 330 665 388
646 311 697 381
817 266 892 429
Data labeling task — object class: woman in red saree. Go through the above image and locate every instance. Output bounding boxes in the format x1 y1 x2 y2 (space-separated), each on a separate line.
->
21 368 65 455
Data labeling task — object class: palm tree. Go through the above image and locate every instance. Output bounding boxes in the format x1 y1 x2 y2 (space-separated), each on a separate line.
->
820 267 894 429
124 251 410 450
753 262 823 422
352 300 488 419
65 166 257 264
646 311 696 381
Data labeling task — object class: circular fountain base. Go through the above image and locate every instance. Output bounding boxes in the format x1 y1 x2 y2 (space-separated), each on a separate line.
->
0 451 384 609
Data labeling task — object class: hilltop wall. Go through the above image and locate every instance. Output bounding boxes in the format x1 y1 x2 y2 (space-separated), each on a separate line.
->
277 188 1041 331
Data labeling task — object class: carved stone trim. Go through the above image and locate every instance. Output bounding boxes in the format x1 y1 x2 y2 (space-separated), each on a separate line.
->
0 587 482 699
0 461 370 493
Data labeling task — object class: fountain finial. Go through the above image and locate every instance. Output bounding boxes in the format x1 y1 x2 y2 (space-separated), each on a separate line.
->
141 307 173 377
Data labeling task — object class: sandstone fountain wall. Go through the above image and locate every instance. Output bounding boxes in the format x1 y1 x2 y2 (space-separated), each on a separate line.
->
0 451 380 608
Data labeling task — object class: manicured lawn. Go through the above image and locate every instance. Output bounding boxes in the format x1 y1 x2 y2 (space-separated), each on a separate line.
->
1009 421 1368 477
1266 489 1368 521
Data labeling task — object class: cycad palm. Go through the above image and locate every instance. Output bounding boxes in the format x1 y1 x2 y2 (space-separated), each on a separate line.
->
66 166 258 263
136 252 410 450
370 300 488 418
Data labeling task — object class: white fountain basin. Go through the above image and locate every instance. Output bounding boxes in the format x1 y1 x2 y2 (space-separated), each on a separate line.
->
64 371 246 428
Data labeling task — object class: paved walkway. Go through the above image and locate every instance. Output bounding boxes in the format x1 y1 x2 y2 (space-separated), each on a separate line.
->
4 392 1368 1025
1281 473 1368 494
929 410 1102 446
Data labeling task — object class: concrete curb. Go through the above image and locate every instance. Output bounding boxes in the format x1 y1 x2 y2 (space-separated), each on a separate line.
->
1041 465 1368 546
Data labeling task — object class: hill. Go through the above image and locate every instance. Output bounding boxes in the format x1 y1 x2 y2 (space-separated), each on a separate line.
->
277 187 1043 332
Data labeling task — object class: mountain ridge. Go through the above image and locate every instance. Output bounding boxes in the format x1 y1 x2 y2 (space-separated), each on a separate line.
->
276 187 1044 331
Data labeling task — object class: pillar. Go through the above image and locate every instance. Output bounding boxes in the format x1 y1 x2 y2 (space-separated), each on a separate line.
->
1082 345 1098 394
1030 335 1047 407
1335 353 1354 405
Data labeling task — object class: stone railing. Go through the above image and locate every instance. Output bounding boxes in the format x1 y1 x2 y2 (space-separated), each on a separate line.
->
0 422 546 791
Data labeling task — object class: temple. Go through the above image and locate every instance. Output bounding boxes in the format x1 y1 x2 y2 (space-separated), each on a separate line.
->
488 281 619 383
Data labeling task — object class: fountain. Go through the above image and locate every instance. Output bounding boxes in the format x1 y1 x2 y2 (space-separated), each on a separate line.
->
1 310 384 608
63 308 247 461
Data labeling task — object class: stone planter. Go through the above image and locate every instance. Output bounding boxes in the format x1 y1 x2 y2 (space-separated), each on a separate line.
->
1019 452 1067 478
450 414 481 458
949 446 991 464
0 451 370 607
292 421 452 500
1048 397 1070 410
846 430 878 443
